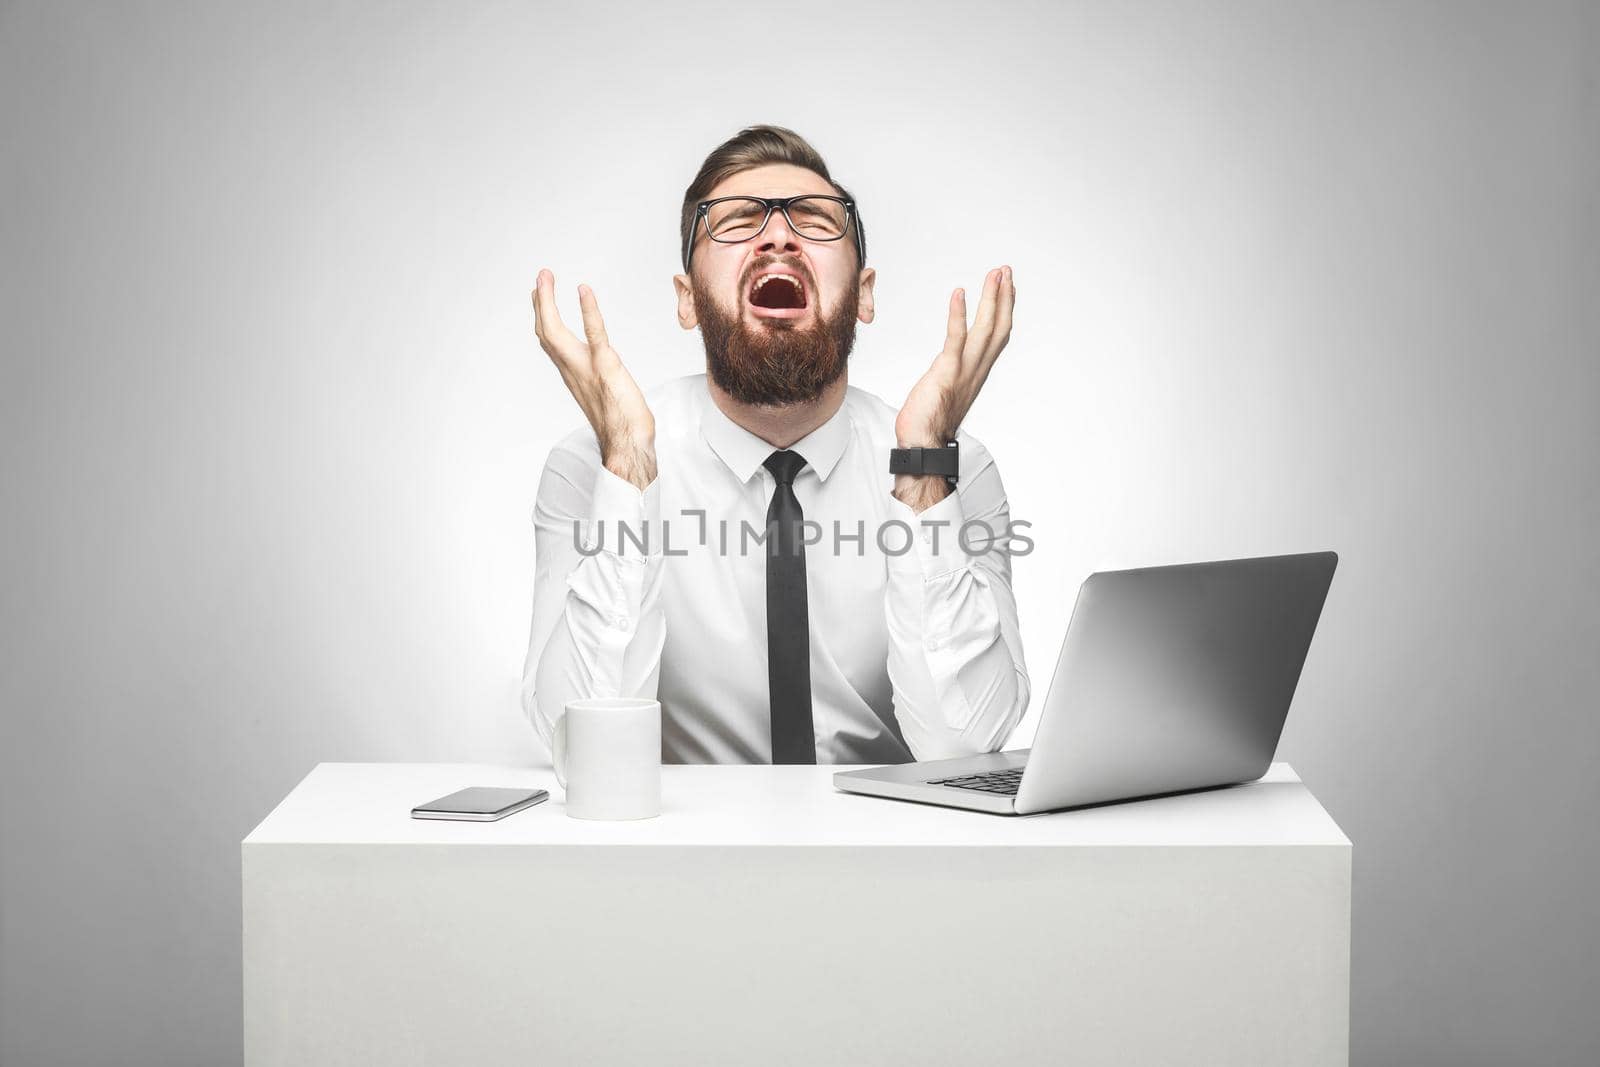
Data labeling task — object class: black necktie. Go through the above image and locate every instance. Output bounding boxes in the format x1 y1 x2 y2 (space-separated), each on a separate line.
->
763 449 815 764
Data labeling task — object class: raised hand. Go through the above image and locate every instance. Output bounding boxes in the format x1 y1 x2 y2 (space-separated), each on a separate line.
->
896 265 1016 450
892 266 1015 512
531 268 657 489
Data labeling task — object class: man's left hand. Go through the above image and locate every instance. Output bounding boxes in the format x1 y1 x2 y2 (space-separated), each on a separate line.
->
893 265 1015 511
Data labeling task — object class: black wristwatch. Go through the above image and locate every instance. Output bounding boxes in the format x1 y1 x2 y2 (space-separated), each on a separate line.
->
888 440 959 482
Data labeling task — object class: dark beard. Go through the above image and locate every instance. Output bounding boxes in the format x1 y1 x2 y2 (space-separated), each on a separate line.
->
694 279 858 406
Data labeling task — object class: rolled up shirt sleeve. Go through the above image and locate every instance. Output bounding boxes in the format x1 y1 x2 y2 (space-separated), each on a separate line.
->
882 433 1031 760
520 432 666 755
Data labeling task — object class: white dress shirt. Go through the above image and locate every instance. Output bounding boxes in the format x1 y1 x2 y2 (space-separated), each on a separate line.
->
520 372 1030 764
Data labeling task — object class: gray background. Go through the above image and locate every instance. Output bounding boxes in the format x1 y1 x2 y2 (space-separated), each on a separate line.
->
2 1 1596 1063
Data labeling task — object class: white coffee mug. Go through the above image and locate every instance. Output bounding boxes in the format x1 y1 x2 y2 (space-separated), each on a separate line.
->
553 697 661 820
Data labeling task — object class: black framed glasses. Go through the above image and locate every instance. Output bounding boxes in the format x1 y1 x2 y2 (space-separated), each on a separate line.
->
684 195 863 270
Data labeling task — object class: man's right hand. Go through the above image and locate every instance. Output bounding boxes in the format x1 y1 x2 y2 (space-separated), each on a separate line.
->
531 268 657 490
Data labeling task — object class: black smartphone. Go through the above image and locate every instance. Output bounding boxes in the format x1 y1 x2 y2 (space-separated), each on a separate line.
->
410 786 549 822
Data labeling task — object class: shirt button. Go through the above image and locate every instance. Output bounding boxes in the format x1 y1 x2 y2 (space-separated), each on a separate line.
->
613 615 631 632
923 635 940 652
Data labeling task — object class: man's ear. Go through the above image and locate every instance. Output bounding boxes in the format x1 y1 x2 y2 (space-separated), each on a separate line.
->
857 266 876 324
673 273 698 329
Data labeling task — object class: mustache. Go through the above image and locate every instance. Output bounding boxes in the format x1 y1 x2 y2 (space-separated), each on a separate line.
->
742 256 812 291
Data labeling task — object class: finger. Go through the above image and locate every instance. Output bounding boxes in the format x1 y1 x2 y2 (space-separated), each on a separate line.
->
577 283 612 355
531 268 557 335
966 268 1017 402
940 287 967 361
985 264 1015 366
532 269 582 354
963 268 1003 361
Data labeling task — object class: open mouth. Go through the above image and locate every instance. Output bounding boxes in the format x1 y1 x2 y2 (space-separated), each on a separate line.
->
747 271 809 319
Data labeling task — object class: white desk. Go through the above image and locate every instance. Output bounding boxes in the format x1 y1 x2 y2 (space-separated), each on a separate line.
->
243 762 1350 1066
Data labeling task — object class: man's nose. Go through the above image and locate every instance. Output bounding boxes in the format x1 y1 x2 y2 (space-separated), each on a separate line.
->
757 207 803 254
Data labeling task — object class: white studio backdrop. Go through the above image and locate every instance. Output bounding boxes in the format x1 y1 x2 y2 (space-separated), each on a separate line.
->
2 2 1597 1065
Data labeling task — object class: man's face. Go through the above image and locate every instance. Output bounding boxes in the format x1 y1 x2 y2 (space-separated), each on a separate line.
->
674 163 876 406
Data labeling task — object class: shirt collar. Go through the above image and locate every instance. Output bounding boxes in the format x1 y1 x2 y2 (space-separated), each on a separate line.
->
699 380 852 485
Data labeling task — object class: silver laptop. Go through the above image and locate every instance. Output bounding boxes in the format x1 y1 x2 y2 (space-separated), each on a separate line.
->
834 551 1338 815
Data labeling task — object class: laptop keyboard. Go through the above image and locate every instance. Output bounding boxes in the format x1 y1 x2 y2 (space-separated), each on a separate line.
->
927 766 1025 795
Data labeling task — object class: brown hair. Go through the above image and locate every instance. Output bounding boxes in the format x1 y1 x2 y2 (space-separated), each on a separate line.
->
679 124 866 272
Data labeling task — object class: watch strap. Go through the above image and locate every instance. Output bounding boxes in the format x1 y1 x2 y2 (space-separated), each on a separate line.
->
888 441 959 480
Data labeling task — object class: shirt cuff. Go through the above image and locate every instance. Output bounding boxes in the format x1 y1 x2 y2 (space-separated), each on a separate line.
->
886 486 970 581
581 465 663 558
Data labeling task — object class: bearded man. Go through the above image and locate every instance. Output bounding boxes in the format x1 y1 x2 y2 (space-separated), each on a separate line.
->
521 124 1028 765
